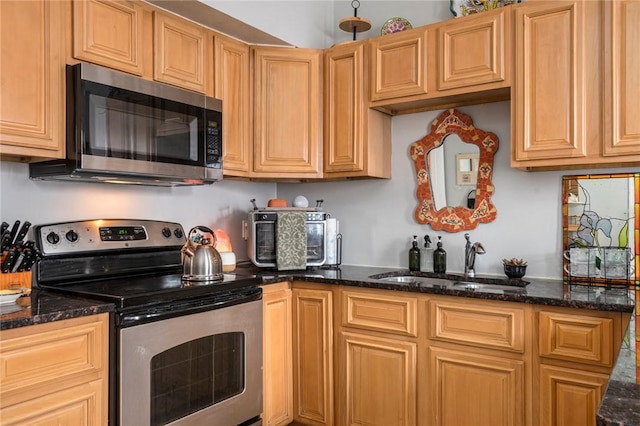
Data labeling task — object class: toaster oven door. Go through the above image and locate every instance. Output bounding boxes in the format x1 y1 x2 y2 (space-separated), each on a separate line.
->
250 216 326 267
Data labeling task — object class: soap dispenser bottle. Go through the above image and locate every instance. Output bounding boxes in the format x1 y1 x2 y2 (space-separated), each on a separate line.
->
420 234 434 272
433 236 447 273
409 235 420 271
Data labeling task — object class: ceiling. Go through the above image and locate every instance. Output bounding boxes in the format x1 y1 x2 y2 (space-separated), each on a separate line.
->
146 0 292 46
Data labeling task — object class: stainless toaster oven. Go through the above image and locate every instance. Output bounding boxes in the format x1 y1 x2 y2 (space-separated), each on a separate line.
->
247 209 339 268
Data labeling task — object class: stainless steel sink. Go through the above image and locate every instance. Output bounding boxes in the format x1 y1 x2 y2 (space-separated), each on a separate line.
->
370 272 529 292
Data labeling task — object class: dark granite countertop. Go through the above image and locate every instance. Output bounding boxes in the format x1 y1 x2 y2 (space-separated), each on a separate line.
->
1 264 636 424
0 289 114 331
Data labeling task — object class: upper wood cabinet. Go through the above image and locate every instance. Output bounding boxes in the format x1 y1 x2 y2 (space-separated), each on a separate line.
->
511 0 640 170
0 0 65 161
153 10 207 93
252 47 322 179
324 41 391 179
602 0 640 158
213 34 252 177
369 8 510 116
73 0 146 76
436 7 510 92
368 27 429 102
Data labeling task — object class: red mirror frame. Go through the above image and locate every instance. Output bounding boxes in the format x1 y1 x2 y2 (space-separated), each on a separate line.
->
410 109 498 232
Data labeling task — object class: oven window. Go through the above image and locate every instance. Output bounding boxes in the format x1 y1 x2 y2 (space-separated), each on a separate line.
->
150 332 245 426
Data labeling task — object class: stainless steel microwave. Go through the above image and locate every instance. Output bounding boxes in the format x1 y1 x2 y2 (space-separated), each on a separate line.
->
29 62 223 186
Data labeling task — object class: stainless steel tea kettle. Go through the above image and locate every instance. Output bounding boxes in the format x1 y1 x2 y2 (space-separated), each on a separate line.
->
182 226 223 281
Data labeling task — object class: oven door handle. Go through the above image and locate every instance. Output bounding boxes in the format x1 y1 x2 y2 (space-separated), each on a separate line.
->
117 286 262 327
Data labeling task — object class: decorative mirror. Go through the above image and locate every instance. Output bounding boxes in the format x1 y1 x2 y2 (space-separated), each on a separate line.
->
562 172 639 287
410 109 498 232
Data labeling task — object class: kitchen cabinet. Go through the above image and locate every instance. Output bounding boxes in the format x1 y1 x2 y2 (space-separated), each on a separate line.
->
72 0 148 76
292 284 334 426
252 47 322 179
212 34 252 177
423 296 528 426
0 0 65 161
0 314 109 425
337 288 418 426
435 7 510 92
323 41 391 179
369 7 510 116
511 0 640 170
153 10 207 93
262 283 294 426
534 307 628 426
368 27 429 103
602 0 640 157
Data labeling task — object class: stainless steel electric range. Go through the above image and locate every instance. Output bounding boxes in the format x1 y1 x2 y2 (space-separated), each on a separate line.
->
32 219 263 426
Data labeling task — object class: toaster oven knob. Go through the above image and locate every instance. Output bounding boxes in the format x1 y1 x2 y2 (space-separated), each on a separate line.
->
46 231 60 245
162 227 171 238
66 229 79 243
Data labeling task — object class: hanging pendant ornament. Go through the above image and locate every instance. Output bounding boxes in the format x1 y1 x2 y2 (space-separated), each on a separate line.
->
338 0 371 41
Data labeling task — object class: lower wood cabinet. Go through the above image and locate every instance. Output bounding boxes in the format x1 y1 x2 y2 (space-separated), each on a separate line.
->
338 331 417 426
426 346 525 426
292 284 334 426
261 284 630 426
0 313 109 425
262 284 294 426
539 364 609 426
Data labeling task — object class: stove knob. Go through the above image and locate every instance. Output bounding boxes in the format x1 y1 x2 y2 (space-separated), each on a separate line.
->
46 231 60 245
174 228 183 239
66 229 79 243
162 227 171 238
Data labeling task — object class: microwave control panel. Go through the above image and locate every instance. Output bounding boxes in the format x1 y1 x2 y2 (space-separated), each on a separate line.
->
205 117 222 168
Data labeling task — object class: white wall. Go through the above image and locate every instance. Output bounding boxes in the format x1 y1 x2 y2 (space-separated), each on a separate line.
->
0 162 275 259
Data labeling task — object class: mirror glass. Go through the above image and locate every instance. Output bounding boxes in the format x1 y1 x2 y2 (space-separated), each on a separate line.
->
562 173 639 286
411 109 498 233
428 134 480 211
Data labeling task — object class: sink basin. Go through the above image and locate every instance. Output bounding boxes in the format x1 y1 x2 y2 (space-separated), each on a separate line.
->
370 271 529 291
377 276 454 287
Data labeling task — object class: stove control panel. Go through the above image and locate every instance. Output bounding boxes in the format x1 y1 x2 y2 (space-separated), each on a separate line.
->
35 219 186 256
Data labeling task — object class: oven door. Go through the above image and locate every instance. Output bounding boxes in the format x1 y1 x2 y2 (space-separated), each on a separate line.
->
251 217 326 267
119 299 262 426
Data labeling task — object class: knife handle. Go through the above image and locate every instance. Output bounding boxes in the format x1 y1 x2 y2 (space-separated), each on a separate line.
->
1 248 18 273
13 221 31 246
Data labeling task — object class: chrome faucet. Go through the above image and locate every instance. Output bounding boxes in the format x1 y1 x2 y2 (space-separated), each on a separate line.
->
464 233 486 277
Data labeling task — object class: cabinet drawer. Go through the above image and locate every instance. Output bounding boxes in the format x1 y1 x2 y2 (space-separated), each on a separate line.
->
342 290 417 337
539 311 614 366
0 315 108 401
428 299 525 352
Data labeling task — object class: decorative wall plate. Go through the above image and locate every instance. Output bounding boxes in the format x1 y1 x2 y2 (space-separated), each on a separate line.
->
381 17 412 35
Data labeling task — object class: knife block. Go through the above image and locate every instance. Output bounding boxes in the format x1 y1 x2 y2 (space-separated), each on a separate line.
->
0 255 32 291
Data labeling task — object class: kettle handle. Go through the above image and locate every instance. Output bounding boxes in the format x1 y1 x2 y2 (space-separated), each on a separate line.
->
187 226 217 245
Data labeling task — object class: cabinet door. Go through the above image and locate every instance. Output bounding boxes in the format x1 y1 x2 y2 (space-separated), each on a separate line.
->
437 8 508 91
539 364 608 426
369 28 429 101
292 287 333 426
0 379 105 426
427 346 525 426
262 287 293 426
214 34 252 177
603 0 640 157
512 1 587 162
324 42 392 179
73 0 145 76
153 11 206 93
0 0 64 159
339 331 417 426
253 47 321 178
